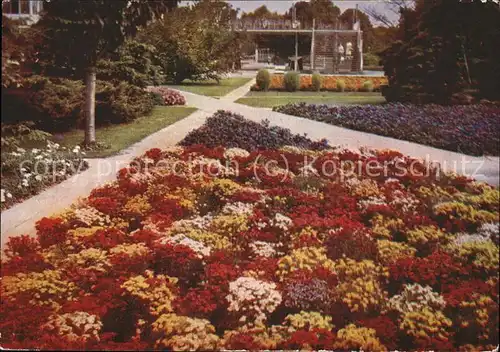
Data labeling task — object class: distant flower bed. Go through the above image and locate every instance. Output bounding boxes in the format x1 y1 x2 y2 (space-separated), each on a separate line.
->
146 87 186 106
252 74 388 92
1 142 89 211
2 139 499 350
273 103 500 156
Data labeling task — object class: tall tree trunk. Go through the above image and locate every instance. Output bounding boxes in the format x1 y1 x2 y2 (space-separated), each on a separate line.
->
84 67 96 145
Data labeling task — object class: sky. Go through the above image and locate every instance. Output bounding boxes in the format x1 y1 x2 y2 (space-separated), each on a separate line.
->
226 1 399 25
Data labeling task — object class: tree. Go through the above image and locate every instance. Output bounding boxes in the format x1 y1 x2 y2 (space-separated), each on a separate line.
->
363 0 416 28
36 0 178 145
1 16 38 88
140 0 242 83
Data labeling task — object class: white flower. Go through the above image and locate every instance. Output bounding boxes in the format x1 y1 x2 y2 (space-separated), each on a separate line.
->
16 147 26 154
21 179 29 187
32 148 40 154
34 155 43 160
6 192 12 198
72 148 80 154
35 175 43 181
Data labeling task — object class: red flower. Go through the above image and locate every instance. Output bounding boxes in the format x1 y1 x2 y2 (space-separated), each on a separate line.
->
88 197 120 215
130 229 160 246
280 329 336 350
153 243 203 285
390 251 469 290
358 316 398 350
224 332 265 350
35 217 67 248
82 228 128 250
145 148 162 161
326 226 378 261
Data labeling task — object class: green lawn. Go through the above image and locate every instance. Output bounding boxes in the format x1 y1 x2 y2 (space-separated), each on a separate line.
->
169 77 253 97
52 106 196 158
236 91 386 108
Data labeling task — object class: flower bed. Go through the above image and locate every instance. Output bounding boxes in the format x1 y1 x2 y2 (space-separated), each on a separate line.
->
146 87 186 106
2 132 499 350
252 74 388 92
1 142 89 211
273 103 500 156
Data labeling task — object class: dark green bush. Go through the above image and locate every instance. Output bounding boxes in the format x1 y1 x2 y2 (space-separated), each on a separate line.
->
284 71 300 92
95 81 154 125
311 73 322 92
256 69 271 91
363 53 381 67
149 91 166 106
337 80 346 92
96 40 164 88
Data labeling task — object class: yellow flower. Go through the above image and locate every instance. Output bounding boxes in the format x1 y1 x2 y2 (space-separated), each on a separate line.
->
400 308 452 343
121 270 178 317
284 311 334 332
2 270 77 308
123 195 152 216
276 247 335 280
335 277 388 313
377 239 417 264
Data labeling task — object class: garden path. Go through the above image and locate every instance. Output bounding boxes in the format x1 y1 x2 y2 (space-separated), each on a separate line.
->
182 90 500 187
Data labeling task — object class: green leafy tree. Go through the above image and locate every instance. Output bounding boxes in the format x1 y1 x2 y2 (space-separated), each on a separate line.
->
381 0 500 103
1 16 38 88
35 0 178 145
339 8 375 52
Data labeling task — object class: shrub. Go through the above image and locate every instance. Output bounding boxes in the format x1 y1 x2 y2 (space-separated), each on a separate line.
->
95 81 154 125
363 53 381 67
149 91 165 106
284 71 300 92
179 110 329 151
96 40 164 88
362 80 374 92
1 121 51 151
337 80 346 92
256 69 271 91
2 76 155 131
146 87 186 106
312 73 322 92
